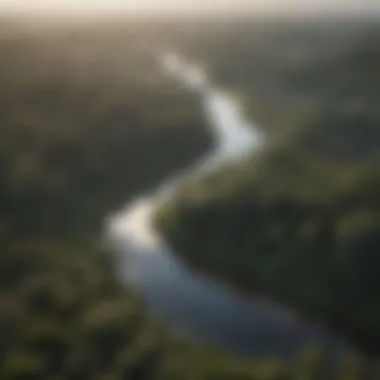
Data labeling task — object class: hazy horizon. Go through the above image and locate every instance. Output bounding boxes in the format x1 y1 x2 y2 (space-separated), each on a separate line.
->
1 0 380 19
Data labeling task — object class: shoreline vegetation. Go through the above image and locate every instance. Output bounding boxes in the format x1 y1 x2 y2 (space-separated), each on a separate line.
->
1 18 379 379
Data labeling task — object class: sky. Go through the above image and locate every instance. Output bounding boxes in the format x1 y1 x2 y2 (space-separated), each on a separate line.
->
1 0 380 17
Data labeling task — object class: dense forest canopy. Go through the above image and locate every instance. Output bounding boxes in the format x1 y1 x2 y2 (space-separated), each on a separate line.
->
1 16 379 379
154 20 380 355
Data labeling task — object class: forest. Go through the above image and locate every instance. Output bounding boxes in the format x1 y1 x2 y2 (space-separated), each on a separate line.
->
154 20 380 355
1 16 379 379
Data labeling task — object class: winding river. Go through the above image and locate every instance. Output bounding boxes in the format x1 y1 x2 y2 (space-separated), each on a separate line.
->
107 53 351 359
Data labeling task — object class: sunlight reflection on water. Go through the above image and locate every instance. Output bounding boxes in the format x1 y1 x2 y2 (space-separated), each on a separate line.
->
107 53 350 359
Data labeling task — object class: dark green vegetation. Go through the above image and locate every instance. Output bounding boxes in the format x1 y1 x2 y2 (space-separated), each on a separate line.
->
0 22 210 237
155 21 380 355
1 16 379 379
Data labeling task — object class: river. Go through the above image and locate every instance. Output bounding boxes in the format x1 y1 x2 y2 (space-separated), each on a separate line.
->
107 53 351 359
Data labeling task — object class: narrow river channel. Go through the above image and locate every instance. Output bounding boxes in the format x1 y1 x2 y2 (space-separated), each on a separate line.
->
107 53 351 359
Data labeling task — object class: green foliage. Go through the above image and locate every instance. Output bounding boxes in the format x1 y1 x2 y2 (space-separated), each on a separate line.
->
0 21 212 380
0 17 378 380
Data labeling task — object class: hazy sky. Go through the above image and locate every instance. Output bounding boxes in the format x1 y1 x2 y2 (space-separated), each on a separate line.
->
1 0 380 17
